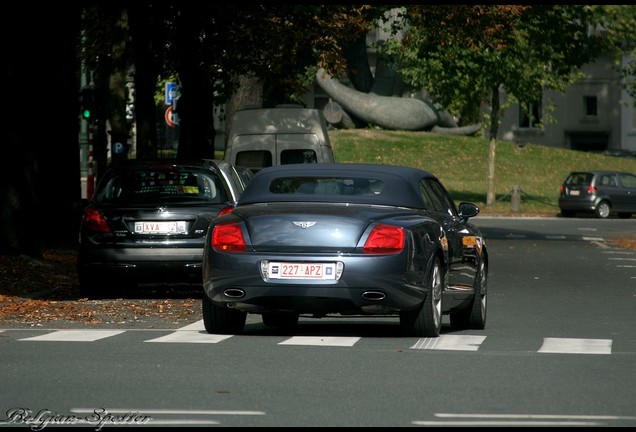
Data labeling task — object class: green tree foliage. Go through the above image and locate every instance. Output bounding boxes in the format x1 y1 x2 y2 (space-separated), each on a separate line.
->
78 4 383 160
587 5 636 101
380 5 606 205
184 5 381 147
12 4 632 258
1 4 386 257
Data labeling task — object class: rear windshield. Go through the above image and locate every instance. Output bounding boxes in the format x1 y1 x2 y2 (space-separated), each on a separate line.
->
95 169 228 203
269 176 383 196
280 149 317 164
565 172 594 186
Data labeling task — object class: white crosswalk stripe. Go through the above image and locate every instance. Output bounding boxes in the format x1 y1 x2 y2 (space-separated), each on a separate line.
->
3 323 615 354
538 337 613 354
410 335 487 351
144 320 233 343
145 332 233 344
18 329 125 342
278 336 361 347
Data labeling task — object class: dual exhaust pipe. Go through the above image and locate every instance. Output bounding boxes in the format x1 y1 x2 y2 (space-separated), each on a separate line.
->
224 288 386 301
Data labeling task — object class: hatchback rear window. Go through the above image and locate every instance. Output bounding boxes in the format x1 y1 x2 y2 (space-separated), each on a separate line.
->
565 173 593 186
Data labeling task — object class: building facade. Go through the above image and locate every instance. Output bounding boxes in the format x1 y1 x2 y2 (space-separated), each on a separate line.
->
497 53 636 154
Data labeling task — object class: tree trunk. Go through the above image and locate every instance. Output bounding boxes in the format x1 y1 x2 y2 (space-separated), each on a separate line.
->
92 72 110 185
223 75 264 149
1 6 81 256
343 33 374 94
174 6 215 160
486 84 501 207
129 4 159 160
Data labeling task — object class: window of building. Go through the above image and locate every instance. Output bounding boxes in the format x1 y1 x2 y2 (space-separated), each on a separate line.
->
584 95 598 116
519 101 542 128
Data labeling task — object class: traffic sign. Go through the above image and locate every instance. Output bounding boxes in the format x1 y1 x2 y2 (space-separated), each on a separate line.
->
112 142 125 154
165 82 176 105
165 106 178 127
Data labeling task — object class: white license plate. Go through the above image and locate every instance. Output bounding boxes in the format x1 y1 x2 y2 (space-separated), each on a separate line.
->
569 190 580 196
268 262 337 280
134 221 187 234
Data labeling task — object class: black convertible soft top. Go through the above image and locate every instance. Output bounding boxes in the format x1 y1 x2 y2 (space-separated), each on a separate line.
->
237 163 440 209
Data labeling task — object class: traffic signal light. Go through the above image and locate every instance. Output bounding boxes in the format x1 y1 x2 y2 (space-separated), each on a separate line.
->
79 85 95 120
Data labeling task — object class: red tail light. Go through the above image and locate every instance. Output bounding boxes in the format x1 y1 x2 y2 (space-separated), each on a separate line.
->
363 224 405 254
83 208 111 233
587 185 596 193
212 222 246 252
559 185 565 192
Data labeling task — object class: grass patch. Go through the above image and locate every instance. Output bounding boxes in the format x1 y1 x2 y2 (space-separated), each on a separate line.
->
329 129 636 216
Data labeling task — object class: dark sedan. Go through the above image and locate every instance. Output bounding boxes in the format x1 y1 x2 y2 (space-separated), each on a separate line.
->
202 163 488 337
77 159 252 298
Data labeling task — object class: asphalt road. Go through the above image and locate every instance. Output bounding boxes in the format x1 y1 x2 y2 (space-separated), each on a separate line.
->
1 217 635 427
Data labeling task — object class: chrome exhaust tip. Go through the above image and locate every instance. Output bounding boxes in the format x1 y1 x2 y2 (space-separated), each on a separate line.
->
223 288 245 298
361 290 386 301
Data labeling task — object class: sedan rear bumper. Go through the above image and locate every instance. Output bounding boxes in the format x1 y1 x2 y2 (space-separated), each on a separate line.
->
203 252 429 315
78 247 204 282
207 283 425 316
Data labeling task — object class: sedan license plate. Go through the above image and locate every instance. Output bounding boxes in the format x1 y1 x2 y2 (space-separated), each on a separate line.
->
268 262 336 280
134 221 186 234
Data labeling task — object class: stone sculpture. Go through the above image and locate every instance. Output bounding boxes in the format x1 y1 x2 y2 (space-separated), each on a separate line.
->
316 68 481 136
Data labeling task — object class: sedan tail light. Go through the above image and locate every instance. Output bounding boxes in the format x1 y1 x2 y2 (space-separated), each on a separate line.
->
212 222 246 252
83 208 111 233
363 224 405 254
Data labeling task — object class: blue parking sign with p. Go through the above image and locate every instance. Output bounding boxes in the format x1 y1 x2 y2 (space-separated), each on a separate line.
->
165 82 176 105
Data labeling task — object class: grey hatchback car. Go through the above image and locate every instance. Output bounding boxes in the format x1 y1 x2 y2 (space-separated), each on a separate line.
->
558 171 636 218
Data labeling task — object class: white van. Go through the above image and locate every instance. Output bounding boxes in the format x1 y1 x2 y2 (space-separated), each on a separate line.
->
224 106 335 172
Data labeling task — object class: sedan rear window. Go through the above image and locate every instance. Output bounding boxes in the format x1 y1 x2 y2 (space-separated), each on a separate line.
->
96 170 228 203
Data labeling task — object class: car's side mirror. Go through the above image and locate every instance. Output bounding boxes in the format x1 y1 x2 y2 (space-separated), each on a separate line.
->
458 202 480 223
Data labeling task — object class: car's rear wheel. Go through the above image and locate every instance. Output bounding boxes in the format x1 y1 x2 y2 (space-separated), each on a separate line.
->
202 294 246 334
400 257 443 337
450 259 487 330
262 312 299 328
595 201 611 218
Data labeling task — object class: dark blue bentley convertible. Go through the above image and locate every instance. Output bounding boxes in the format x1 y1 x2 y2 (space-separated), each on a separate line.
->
202 163 488 337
